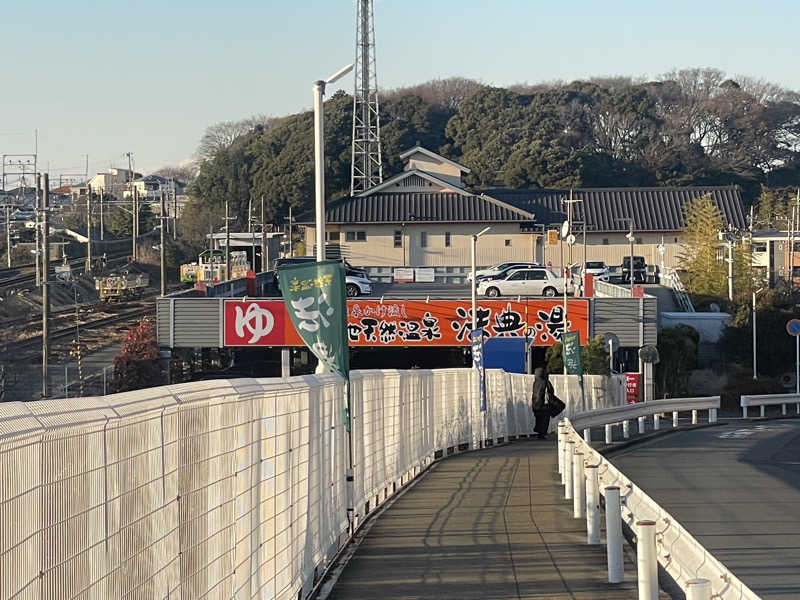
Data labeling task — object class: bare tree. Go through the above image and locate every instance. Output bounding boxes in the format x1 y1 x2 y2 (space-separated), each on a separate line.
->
153 163 199 184
195 115 282 162
383 77 485 110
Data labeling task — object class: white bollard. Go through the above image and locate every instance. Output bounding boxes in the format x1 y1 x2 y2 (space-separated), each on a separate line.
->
584 428 592 444
760 405 765 418
622 419 630 439
742 405 748 418
605 486 624 583
565 441 575 500
672 411 679 428
572 452 585 519
692 409 698 424
638 416 645 434
557 423 565 475
686 578 712 600
796 402 799 415
653 414 660 430
605 424 613 444
782 403 787 416
710 408 717 423
636 520 659 600
561 434 568 485
585 463 600 544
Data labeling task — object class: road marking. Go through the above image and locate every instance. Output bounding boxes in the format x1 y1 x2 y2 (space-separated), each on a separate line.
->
717 425 792 439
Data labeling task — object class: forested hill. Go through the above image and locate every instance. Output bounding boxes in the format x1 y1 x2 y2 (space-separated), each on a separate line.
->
189 70 800 231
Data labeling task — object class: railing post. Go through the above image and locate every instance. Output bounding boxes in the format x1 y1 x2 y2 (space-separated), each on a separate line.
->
653 413 660 430
710 408 717 423
585 463 600 544
557 422 565 476
742 404 748 418
573 451 585 519
686 578 712 600
605 486 623 583
638 416 645 434
622 419 630 439
565 441 575 500
672 411 678 428
583 428 591 444
692 409 698 424
782 403 787 416
636 520 658 600
760 405 765 418
604 424 612 444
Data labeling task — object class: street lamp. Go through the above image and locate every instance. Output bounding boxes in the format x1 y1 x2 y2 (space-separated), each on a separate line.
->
471 227 491 332
616 217 635 290
314 63 353 262
752 287 763 381
719 226 736 302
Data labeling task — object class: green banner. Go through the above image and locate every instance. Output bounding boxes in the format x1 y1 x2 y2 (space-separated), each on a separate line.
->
562 331 583 376
278 260 350 381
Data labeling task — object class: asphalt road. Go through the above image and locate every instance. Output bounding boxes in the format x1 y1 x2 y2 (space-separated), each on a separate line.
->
611 419 800 599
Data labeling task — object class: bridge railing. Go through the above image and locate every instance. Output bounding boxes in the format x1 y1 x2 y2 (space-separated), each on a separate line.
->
740 392 800 418
560 412 760 600
570 396 719 443
0 368 625 600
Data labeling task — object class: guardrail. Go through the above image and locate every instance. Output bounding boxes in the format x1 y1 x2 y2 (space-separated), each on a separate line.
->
571 396 719 444
559 411 759 600
741 393 800 418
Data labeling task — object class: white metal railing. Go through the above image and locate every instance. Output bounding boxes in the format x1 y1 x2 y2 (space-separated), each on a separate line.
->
740 393 800 418
660 266 695 312
0 368 625 600
571 396 719 443
560 416 760 600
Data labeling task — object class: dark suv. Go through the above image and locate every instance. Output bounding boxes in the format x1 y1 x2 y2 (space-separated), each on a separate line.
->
621 256 647 284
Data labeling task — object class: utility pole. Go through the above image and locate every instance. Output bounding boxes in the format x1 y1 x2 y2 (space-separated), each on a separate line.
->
99 186 104 241
41 173 50 398
131 186 138 261
85 185 93 274
172 187 177 240
225 198 231 281
35 175 41 286
160 191 166 296
261 195 267 272
789 190 798 289
5 204 11 268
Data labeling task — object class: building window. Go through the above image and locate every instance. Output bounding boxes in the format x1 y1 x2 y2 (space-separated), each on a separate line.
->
602 238 609 245
394 230 402 248
794 266 800 278
504 239 512 247
636 237 643 244
445 232 451 247
327 231 340 242
346 231 367 242
751 242 767 253
420 231 427 247
673 237 679 243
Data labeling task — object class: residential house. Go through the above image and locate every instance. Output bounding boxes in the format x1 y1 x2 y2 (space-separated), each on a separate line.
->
750 231 800 288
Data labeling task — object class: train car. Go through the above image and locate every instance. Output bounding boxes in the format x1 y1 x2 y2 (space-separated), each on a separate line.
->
181 250 250 285
95 270 150 302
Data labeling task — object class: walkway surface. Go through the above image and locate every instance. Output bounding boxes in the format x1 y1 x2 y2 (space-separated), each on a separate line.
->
328 439 657 600
613 419 800 600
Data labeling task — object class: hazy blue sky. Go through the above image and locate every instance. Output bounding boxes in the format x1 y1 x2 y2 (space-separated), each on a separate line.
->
2 0 798 182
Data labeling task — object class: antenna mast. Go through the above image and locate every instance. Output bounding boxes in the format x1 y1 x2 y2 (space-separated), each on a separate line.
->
350 0 383 195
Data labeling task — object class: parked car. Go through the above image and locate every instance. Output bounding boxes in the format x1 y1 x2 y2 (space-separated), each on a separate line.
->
621 256 647 284
468 261 540 282
272 256 372 297
581 260 609 281
477 267 570 297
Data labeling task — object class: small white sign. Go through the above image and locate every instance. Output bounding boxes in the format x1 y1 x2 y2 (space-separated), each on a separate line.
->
393 268 414 283
414 268 435 283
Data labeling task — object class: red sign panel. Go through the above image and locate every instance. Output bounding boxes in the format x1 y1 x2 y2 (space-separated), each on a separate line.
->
625 373 641 404
223 299 589 347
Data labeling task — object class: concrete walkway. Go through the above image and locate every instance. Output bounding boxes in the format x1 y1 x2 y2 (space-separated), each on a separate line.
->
328 439 652 600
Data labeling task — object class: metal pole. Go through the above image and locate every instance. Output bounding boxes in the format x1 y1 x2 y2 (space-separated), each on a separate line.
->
727 239 734 301
261 195 267 272
752 290 757 381
585 463 600 544
173 187 178 240
99 187 104 241
35 176 41 286
289 205 293 258
132 186 137 261
471 234 477 332
636 520 659 600
41 174 50 398
85 185 92 274
572 451 585 519
629 225 634 290
225 198 231 281
160 192 166 296
605 486 624 583
313 79 326 262
796 334 799 396
5 205 10 268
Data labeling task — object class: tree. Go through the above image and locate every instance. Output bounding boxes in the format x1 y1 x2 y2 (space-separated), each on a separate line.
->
678 195 726 298
111 317 163 393
656 325 699 398
108 203 155 238
544 336 610 375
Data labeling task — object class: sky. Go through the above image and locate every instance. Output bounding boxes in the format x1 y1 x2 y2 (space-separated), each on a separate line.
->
1 0 798 184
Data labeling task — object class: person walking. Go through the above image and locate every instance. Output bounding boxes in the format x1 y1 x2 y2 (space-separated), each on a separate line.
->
532 367 554 439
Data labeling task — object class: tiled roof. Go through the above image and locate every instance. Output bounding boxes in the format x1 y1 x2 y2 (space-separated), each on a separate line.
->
483 186 746 232
318 192 535 224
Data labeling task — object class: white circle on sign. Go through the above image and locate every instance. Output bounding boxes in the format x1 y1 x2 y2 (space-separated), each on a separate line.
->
235 303 275 344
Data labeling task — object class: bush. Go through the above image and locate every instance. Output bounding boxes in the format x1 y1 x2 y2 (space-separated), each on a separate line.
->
656 325 699 398
545 335 610 375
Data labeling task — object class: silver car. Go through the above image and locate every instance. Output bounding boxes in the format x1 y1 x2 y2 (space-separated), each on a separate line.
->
477 267 569 297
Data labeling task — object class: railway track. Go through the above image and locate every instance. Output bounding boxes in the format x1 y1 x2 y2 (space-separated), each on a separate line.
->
0 254 131 291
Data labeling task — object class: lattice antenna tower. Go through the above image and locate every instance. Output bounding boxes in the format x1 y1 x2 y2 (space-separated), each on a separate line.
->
350 0 383 195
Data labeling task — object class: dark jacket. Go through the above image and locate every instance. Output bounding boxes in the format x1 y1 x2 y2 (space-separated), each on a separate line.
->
532 367 554 413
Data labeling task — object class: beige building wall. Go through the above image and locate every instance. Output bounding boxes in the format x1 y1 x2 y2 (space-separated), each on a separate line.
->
541 231 685 269
403 152 463 187
305 223 539 267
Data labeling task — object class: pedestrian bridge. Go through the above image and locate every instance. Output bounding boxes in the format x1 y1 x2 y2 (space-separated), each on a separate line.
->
0 370 783 600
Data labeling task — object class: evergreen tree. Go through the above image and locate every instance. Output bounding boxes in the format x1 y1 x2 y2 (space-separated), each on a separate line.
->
678 195 726 297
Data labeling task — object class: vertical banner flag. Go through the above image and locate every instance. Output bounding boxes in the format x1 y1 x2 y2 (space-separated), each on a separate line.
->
278 260 350 380
562 331 583 376
470 329 487 412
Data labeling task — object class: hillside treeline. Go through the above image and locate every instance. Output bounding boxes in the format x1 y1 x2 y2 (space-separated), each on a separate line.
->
186 68 800 244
